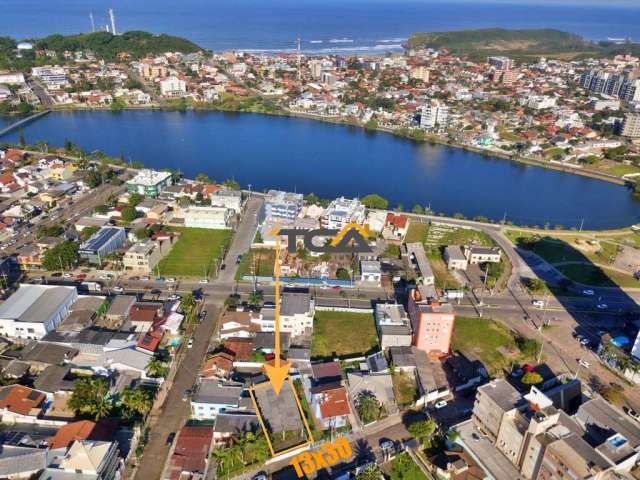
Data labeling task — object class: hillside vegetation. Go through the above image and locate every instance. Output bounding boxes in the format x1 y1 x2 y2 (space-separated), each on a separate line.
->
407 28 598 58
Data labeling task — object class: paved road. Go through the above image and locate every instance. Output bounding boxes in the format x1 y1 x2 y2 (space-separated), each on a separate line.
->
132 304 220 480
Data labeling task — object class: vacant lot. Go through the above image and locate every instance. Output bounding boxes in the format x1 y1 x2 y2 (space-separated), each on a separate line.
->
157 227 232 278
405 222 429 243
235 248 276 280
452 317 539 376
311 311 378 358
391 371 418 408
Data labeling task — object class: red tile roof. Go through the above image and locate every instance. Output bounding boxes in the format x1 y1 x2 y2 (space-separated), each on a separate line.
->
136 329 163 352
311 361 342 382
130 303 162 323
318 386 350 419
47 419 116 449
385 212 409 229
168 426 213 479
0 385 46 416
223 338 255 361
201 352 234 378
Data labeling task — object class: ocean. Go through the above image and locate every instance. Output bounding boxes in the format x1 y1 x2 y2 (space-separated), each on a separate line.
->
3 0 640 53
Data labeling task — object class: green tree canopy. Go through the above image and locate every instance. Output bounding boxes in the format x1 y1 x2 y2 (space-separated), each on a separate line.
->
521 371 544 385
121 205 138 223
120 386 154 419
68 377 113 421
356 393 382 424
361 194 389 209
42 241 79 271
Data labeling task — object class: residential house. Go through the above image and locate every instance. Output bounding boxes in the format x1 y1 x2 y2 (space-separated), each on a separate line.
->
190 380 244 420
280 290 315 337
347 369 397 420
465 246 501 264
383 213 410 240
48 420 115 449
310 382 351 429
405 242 435 286
41 439 121 480
360 260 382 285
200 352 235 380
128 303 163 332
166 426 213 480
212 413 260 446
375 303 412 349
0 385 47 424
444 246 468 270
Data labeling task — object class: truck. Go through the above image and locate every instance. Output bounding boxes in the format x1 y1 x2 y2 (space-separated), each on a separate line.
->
79 281 102 293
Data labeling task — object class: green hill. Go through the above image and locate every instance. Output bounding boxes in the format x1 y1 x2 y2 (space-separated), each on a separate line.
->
407 28 597 58
34 31 202 60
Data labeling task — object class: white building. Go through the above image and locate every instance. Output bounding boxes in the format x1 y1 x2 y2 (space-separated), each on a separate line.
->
321 197 366 230
210 190 242 213
123 239 171 273
40 440 121 480
127 169 173 197
420 100 449 131
375 303 412 349
191 380 243 420
264 190 304 222
280 291 315 337
360 260 382 285
31 66 67 89
0 285 78 340
0 73 25 85
160 76 187 97
181 206 232 229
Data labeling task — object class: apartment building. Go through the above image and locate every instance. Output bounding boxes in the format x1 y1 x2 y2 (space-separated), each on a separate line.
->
407 285 454 358
321 197 366 230
420 100 449 131
127 169 173 198
160 75 187 97
472 379 522 442
181 205 233 229
264 190 304 222
123 238 172 273
279 290 315 337
619 113 640 138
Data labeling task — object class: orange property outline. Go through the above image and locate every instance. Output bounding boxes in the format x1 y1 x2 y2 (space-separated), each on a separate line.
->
249 376 315 457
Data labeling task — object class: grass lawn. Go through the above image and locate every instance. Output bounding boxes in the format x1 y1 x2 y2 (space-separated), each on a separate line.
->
453 317 539 376
427 251 461 289
235 248 276 280
405 222 428 243
597 163 640 177
311 311 378 358
556 264 639 288
157 227 232 278
434 227 495 247
389 452 428 480
391 371 418 408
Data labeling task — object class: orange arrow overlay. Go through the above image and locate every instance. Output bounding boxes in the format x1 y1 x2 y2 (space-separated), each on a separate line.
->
263 228 290 395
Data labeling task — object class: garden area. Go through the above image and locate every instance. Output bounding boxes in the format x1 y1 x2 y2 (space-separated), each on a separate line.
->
157 227 232 278
452 317 541 376
311 310 379 359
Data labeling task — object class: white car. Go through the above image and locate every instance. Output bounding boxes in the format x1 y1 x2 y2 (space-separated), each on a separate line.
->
62 273 72 278
532 300 545 308
579 359 591 369
596 304 608 310
434 400 448 409
583 289 595 296
166 277 176 283
112 286 124 293
168 294 181 301
99 274 112 280
187 338 194 349
199 279 209 284
141 276 150 281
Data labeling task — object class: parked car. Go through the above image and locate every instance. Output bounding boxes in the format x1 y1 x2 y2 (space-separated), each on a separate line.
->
435 400 448 409
182 389 192 401
141 276 150 281
579 359 591 369
166 277 176 283
624 407 640 422
112 286 124 293
168 294 181 301
62 273 72 278
220 264 226 270
596 304 608 310
199 278 209 284
187 338 194 349
51 272 62 277
580 338 590 347
583 289 595 296
532 300 545 308
236 255 242 264
166 432 176 445
379 439 395 451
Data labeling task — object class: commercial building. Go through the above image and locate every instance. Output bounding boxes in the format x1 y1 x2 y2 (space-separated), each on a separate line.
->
375 303 412 349
444 245 468 270
123 239 172 273
488 56 514 71
321 197 366 230
619 113 640 138
0 285 77 340
181 205 232 229
31 66 67 89
127 169 174 198
421 100 449 131
407 286 454 357
264 190 304 221
78 226 127 265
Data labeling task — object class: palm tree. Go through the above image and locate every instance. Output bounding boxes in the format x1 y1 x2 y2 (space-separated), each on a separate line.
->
248 290 263 307
356 465 383 480
211 447 230 476
120 387 153 419
181 292 197 318
146 358 169 378
356 392 381 424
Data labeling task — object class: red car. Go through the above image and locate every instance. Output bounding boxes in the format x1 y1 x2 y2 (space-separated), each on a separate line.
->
332 286 341 291
75 274 87 281
265 353 275 360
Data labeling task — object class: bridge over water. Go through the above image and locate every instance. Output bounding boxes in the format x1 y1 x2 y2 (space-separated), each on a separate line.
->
0 110 50 139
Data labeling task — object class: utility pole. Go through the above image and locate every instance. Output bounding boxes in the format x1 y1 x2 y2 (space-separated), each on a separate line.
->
579 218 584 232
478 263 489 317
89 12 96 33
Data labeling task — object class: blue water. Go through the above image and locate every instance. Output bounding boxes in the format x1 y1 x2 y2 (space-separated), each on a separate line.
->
2 110 638 229
3 0 640 53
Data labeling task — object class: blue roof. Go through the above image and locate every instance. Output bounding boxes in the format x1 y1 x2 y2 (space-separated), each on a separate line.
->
611 335 630 347
79 227 125 253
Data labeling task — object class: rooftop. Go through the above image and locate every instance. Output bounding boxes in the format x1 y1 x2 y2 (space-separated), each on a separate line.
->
281 290 312 316
0 285 77 325
79 226 125 253
192 379 243 405
0 385 46 416
127 169 172 186
477 379 522 412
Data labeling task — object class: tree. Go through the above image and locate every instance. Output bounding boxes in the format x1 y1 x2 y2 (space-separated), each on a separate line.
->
135 228 150 240
356 392 381 424
521 371 544 385
195 173 212 183
223 178 240 190
146 358 169 378
412 204 424 214
356 465 383 480
336 267 351 280
361 194 389 210
364 119 379 131
248 290 264 307
68 377 113 421
128 192 144 207
121 205 138 223
80 226 99 241
408 417 437 445
106 251 124 270
42 241 79 271
120 386 153 419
